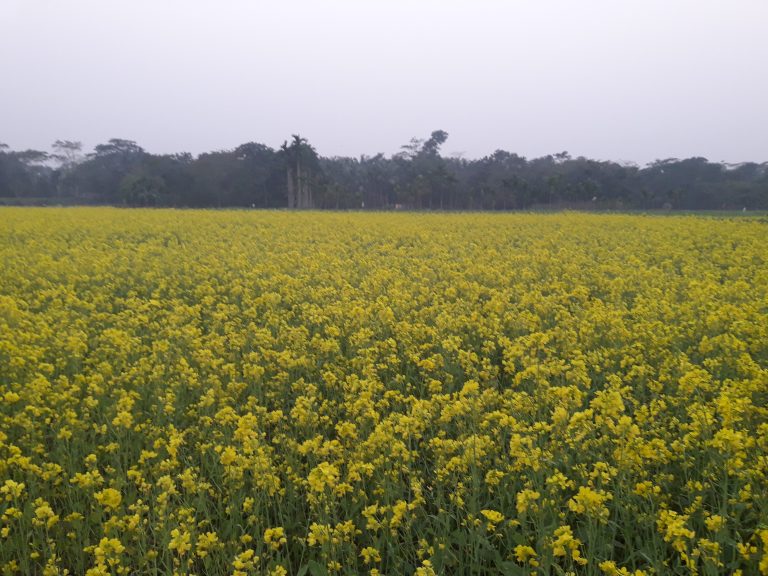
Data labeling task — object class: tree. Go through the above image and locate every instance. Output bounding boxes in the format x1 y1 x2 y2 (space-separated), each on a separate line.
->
395 130 452 208
13 149 49 165
51 140 83 169
281 135 318 209
51 140 84 197
233 143 283 207
69 139 147 201
423 130 449 156
1 149 53 198
120 173 166 206
93 138 144 158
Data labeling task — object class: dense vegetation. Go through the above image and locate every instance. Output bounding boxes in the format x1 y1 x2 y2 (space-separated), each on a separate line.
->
1 133 766 210
1 209 767 575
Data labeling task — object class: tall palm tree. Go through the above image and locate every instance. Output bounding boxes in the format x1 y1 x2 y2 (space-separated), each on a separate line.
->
281 135 317 209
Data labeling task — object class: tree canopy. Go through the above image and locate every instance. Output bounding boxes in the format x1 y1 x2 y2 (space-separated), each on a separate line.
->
1 133 766 210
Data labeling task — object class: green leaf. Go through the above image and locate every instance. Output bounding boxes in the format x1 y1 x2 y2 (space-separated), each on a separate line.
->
308 559 328 576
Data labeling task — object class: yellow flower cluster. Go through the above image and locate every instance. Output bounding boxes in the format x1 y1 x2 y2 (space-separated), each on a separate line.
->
93 488 122 511
0 208 767 574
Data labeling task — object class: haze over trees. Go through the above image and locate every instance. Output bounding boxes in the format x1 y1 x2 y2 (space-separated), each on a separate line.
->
1 132 766 210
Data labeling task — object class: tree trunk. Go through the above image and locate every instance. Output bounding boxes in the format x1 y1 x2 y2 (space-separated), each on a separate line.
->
304 177 311 209
296 157 304 208
287 168 295 208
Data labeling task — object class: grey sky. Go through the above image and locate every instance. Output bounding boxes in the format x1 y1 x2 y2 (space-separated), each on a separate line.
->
2 0 767 164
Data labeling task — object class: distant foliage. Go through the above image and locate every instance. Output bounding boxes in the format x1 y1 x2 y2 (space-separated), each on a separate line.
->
0 134 766 209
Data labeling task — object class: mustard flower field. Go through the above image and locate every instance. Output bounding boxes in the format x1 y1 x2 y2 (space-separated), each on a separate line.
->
1 208 767 576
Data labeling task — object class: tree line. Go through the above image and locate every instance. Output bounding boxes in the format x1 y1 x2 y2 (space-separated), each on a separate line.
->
1 132 766 210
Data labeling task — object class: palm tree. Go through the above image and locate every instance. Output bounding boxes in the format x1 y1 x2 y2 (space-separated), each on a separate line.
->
280 135 317 209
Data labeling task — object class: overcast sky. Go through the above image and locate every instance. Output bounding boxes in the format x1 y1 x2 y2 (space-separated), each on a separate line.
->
2 0 767 164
